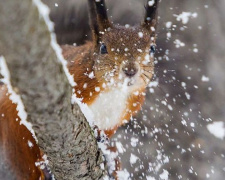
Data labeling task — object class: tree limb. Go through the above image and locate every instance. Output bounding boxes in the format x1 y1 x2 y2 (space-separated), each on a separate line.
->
0 1 105 179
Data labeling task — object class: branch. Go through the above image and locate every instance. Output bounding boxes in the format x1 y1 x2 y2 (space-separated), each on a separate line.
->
0 0 106 179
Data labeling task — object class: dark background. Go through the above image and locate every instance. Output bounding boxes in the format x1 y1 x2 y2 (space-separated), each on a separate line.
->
43 0 225 179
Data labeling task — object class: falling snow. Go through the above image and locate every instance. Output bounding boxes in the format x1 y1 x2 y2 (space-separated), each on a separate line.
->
174 12 198 24
207 121 225 140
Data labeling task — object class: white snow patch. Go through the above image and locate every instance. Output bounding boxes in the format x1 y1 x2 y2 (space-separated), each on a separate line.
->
185 92 191 100
167 32 171 39
28 140 34 148
0 56 38 142
174 39 185 48
95 86 100 92
165 21 172 28
130 153 139 165
159 169 169 180
181 82 186 89
168 104 173 111
138 32 143 38
148 0 155 7
98 141 118 175
193 48 198 53
207 121 225 140
137 49 143 53
201 75 209 82
149 81 158 87
130 137 139 147
116 142 126 154
71 94 95 127
174 12 198 24
142 54 151 65
147 176 156 180
117 169 130 180
88 71 95 79
35 154 49 170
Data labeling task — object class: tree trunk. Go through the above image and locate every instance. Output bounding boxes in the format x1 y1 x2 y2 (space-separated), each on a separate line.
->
0 1 105 179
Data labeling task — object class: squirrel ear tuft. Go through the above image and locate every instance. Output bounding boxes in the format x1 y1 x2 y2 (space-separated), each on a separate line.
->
141 0 159 33
88 0 111 47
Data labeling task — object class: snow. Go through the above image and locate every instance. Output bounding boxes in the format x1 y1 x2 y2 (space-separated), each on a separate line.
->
88 71 95 79
167 32 171 39
130 137 139 147
193 48 198 53
181 82 186 89
142 54 151 65
116 142 126 153
117 169 130 180
168 104 173 111
185 92 191 100
95 86 100 92
148 0 155 7
138 32 143 38
35 154 49 170
97 140 119 175
0 56 38 142
201 75 210 82
147 176 156 180
28 140 34 148
149 81 158 87
137 49 143 52
165 21 172 28
174 39 185 48
130 153 139 165
174 12 198 24
159 169 169 180
207 121 225 140
71 94 95 127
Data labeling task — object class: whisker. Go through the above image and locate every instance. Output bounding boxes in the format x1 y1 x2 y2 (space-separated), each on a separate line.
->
140 75 148 84
142 69 153 74
142 73 151 81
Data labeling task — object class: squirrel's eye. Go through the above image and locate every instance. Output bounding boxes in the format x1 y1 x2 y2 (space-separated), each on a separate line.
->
100 44 108 54
150 45 156 54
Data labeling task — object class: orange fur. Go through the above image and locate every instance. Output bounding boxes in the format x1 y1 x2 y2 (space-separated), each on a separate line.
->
0 84 48 180
62 43 102 105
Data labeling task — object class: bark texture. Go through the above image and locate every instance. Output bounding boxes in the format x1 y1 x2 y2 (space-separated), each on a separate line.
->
0 1 105 179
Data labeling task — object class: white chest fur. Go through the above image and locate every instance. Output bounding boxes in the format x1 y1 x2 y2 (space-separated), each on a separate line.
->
89 88 130 130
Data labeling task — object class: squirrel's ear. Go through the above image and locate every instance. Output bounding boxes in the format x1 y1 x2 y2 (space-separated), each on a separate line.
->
88 0 111 48
94 0 111 31
141 0 159 33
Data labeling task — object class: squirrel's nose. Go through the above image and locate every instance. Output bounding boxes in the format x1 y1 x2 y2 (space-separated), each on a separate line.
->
122 63 138 77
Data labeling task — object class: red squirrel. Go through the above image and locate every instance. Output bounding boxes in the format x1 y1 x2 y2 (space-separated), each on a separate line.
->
62 0 158 138
0 0 159 178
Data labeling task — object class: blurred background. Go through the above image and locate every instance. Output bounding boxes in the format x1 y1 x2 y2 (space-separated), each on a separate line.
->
43 0 225 179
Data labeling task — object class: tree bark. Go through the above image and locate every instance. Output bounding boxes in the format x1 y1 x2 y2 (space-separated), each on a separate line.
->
0 1 105 179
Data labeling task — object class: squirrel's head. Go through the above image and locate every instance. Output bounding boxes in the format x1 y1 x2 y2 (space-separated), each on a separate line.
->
88 0 159 89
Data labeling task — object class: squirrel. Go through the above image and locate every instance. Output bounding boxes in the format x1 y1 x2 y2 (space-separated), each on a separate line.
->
0 0 159 178
62 0 158 138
